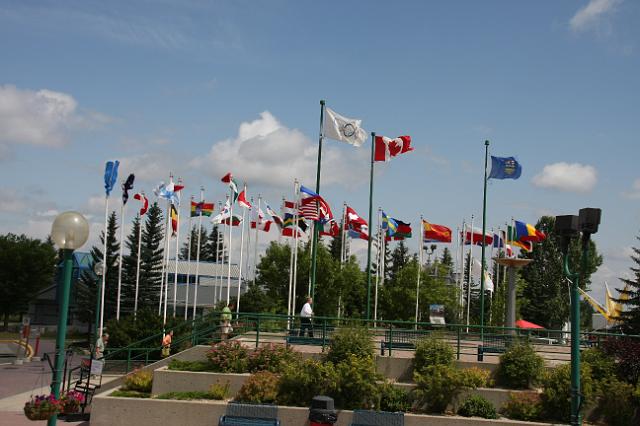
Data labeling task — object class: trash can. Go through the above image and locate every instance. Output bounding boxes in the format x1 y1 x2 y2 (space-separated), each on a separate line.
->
309 395 337 426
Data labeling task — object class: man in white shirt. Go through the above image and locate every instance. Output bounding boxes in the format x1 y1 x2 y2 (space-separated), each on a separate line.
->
299 297 314 337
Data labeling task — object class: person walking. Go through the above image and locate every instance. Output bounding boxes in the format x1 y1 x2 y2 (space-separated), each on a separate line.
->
161 330 173 357
221 304 233 340
299 297 314 337
94 333 109 359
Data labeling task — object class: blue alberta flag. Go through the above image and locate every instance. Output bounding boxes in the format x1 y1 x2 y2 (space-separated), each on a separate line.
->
488 156 522 180
104 160 120 196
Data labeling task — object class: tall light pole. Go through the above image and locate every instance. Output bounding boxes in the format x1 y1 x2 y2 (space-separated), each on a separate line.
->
49 211 90 426
92 262 104 351
555 208 601 426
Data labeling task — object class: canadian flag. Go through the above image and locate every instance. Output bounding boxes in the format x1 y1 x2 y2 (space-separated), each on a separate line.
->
374 135 413 162
251 208 272 232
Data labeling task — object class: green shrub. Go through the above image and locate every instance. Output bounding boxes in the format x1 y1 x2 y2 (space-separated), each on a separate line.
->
248 344 301 373
122 369 153 393
105 308 187 348
412 364 466 413
332 355 381 410
413 336 454 373
498 343 544 389
235 371 280 404
277 359 338 407
457 395 498 419
167 359 216 372
110 389 151 398
206 341 249 373
325 326 374 364
540 363 594 422
378 382 411 412
460 367 494 388
581 348 616 388
155 391 224 400
209 381 230 400
594 377 638 426
500 392 542 421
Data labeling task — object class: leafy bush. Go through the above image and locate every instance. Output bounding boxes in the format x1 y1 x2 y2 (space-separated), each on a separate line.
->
248 344 301 373
123 369 153 393
413 336 455 373
500 392 542 421
378 382 411 412
206 341 249 373
155 390 225 400
412 364 466 413
235 371 280 404
581 348 616 386
168 359 216 372
460 367 494 388
593 377 638 426
209 381 230 400
540 363 594 422
325 326 374 364
332 355 381 410
109 390 151 398
603 339 640 384
498 343 544 389
457 395 498 419
277 359 338 407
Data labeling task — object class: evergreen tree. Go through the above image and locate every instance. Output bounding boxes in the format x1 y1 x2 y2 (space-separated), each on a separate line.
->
616 233 640 333
120 215 141 314
202 225 224 262
75 211 120 327
179 225 208 261
440 247 453 266
519 216 602 329
389 241 410 280
329 222 344 262
137 202 164 310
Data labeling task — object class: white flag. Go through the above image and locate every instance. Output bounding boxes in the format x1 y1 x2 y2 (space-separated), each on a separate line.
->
322 107 367 147
472 258 494 293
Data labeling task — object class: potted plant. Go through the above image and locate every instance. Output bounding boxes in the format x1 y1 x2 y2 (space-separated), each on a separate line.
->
60 390 85 414
23 394 61 421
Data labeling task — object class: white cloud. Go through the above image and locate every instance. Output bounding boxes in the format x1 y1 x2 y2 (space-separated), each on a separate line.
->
569 0 621 33
0 188 27 213
119 151 180 183
622 178 640 199
191 111 369 190
0 85 109 148
35 209 60 218
532 162 597 193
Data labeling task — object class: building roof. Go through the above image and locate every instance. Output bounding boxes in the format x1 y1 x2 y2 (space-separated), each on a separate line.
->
166 259 241 279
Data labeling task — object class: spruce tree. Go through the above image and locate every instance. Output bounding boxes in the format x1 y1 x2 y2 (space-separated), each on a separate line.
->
616 234 640 333
329 221 344 262
202 225 224 262
179 225 208 261
121 215 141 314
389 240 410 281
137 202 164 310
440 247 453 266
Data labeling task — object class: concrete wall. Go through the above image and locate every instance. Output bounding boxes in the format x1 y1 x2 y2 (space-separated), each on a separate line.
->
92 393 558 426
375 356 498 382
152 368 249 396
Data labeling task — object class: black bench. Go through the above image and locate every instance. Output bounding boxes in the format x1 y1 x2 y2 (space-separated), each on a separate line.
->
380 329 431 355
351 410 404 426
219 403 280 426
477 334 514 361
218 416 279 426
285 327 334 347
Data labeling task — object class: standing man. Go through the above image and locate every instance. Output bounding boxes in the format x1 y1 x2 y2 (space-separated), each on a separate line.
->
299 297 314 337
221 304 233 340
94 333 109 359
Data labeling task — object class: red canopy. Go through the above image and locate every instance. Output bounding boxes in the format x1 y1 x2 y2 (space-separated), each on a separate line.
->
515 319 544 329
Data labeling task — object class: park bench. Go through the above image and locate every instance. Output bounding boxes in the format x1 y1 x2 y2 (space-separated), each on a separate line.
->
350 410 404 426
477 334 514 360
285 326 334 348
380 329 431 355
218 403 280 426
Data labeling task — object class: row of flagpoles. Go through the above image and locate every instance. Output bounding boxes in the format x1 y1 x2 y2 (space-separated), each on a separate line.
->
96 100 551 335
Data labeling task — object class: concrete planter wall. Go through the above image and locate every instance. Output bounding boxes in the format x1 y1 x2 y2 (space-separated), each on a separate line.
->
152 367 249 396
92 393 558 426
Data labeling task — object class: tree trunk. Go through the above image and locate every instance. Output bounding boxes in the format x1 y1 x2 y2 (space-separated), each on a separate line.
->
3 313 8 331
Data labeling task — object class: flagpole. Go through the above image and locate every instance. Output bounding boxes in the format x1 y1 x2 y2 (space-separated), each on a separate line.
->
374 209 381 322
99 195 109 337
253 196 261 281
310 99 325 301
134 193 144 318
236 184 247 312
480 140 490 343
184 195 194 320
286 196 294 322
365 131 376 320
192 188 204 320
172 180 182 317
376 215 385 324
292 183 300 319
226 192 234 306
466 215 474 331
415 215 423 328
338 202 347 318
159 174 172 317
244 197 253 283
116 192 125 320
458 221 464 320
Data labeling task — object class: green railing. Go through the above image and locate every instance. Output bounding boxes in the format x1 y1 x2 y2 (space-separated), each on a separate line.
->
102 311 640 373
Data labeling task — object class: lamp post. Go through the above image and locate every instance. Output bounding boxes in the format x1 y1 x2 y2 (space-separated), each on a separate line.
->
92 262 104 352
49 211 90 426
555 208 601 426
425 244 437 265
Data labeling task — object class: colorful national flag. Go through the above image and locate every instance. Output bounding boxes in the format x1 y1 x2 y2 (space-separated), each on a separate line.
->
251 209 272 233
221 172 239 201
133 193 148 216
154 179 183 206
299 185 333 223
507 225 533 252
345 206 369 240
514 221 546 242
222 215 242 226
492 230 505 248
322 107 367 147
489 156 522 180
238 189 252 209
122 174 135 205
104 160 119 197
211 200 231 224
265 203 284 228
191 201 214 217
393 219 412 239
463 227 493 246
282 227 304 238
422 220 452 243
170 204 178 236
320 219 340 237
381 211 398 236
472 258 494 292
283 200 308 233
374 136 413 162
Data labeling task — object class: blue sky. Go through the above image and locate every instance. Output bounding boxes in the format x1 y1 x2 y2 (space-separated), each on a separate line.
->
1 0 639 303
